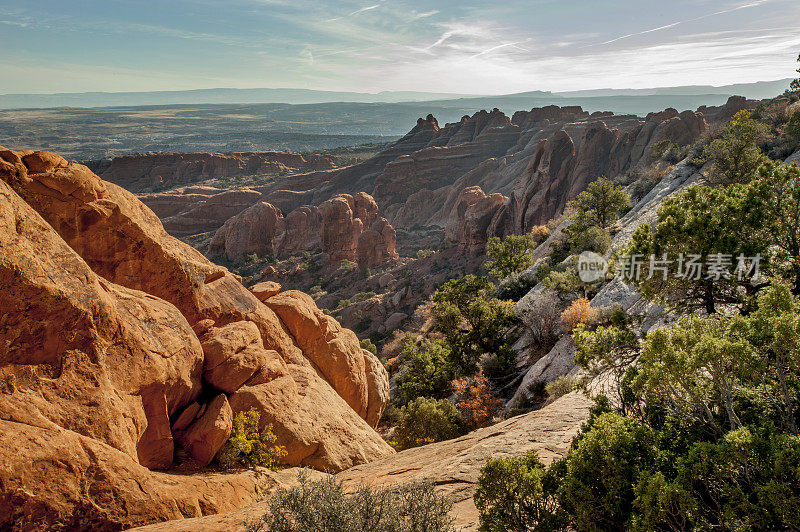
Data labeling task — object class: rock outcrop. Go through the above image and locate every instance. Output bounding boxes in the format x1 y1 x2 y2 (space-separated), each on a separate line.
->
152 187 267 236
203 190 397 268
444 186 508 254
134 104 720 270
319 192 374 263
99 151 336 192
489 110 708 234
0 148 392 530
357 217 399 268
317 192 397 268
275 205 322 257
207 201 285 261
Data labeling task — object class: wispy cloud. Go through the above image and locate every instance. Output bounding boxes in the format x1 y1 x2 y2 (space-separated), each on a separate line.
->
410 10 439 21
1 19 28 28
1 0 797 94
363 28 800 94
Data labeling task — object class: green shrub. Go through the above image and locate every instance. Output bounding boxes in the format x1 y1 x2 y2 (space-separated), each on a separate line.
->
702 110 768 185
788 53 799 96
339 259 358 273
485 233 541 279
218 409 287 469
493 270 538 301
394 339 455 406
353 291 376 302
567 225 611 255
649 140 686 165
569 178 630 229
545 375 579 401
650 139 678 161
417 249 435 259
626 181 769 313
359 338 377 355
306 261 320 273
541 267 583 298
249 472 454 532
557 413 657 529
431 275 519 381
392 397 464 450
474 452 566 532
787 110 800 145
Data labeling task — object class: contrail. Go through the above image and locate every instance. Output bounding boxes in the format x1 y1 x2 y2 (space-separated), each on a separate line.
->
594 0 773 46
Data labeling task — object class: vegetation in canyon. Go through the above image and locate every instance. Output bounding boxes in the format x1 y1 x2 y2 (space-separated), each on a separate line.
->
472 77 800 531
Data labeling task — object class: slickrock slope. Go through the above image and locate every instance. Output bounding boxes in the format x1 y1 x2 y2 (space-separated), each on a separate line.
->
97 151 336 192
0 148 392 530
130 391 594 532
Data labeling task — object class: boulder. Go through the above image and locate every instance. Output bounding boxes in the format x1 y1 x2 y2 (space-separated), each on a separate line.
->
249 281 282 301
363 350 390 428
174 394 233 466
445 186 507 254
264 290 372 418
385 312 409 331
319 194 366 263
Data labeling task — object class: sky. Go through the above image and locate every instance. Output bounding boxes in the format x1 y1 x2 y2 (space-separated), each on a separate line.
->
0 0 798 95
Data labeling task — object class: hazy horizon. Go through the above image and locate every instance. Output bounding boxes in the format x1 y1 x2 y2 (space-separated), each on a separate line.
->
0 77 794 98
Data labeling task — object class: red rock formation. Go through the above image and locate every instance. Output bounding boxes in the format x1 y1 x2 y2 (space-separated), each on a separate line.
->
445 186 508 254
207 201 285 261
371 109 520 211
174 394 234 467
129 104 711 264
100 151 336 192
319 194 364 263
698 95 759 125
275 205 322 256
319 192 379 263
490 110 708 234
158 188 266 236
357 217 399 268
0 148 392 529
249 281 282 301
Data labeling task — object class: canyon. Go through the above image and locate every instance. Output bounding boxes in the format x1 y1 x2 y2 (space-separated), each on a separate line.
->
0 95 777 531
129 99 739 258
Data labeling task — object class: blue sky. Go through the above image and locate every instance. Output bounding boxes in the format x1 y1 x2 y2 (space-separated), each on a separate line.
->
0 0 798 94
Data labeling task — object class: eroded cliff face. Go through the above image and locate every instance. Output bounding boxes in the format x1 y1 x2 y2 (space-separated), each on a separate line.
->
372 106 709 243
97 151 336 192
0 148 392 530
139 102 721 257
